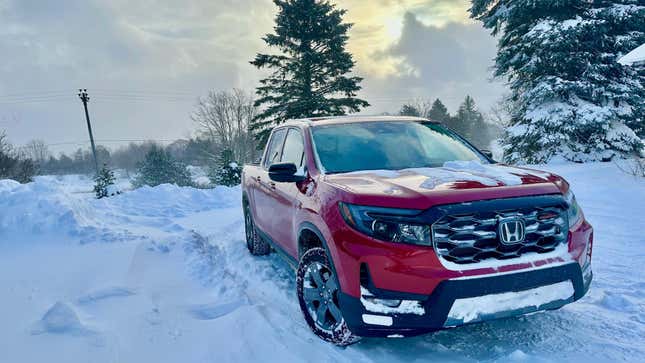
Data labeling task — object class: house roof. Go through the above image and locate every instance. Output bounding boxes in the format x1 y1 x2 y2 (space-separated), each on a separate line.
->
618 43 645 66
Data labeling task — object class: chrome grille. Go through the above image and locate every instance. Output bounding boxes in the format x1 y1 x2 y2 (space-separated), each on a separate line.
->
432 206 568 265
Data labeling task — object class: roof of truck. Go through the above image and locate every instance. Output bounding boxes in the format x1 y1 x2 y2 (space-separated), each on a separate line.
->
281 115 440 127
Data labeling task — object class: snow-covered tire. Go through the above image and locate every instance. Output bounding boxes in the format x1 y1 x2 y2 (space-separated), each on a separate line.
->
243 202 270 256
297 248 360 346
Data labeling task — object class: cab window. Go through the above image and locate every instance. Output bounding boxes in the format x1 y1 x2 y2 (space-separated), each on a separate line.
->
280 128 305 167
263 129 287 168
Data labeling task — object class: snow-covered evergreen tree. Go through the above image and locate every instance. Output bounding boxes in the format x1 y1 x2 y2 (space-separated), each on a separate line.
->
208 149 241 187
134 146 193 188
250 0 369 144
470 0 645 163
93 164 118 199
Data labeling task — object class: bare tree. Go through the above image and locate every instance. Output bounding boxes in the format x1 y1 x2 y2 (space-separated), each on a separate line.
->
192 89 259 163
22 139 50 165
0 130 9 153
0 130 36 182
488 95 516 128
398 98 433 119
0 130 12 177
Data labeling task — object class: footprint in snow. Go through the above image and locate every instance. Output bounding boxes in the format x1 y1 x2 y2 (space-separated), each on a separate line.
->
76 286 136 305
599 292 636 313
163 223 185 232
188 298 248 320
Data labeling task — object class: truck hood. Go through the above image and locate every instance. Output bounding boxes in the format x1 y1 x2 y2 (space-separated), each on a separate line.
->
324 161 566 208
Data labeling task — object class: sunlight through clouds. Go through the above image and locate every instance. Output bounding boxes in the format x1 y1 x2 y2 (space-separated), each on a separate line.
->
340 0 473 77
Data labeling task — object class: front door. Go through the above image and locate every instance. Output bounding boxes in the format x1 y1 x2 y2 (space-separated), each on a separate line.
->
253 128 287 237
270 128 307 257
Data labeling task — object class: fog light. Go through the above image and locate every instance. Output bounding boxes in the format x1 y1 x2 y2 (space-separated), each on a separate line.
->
362 296 402 308
361 286 401 307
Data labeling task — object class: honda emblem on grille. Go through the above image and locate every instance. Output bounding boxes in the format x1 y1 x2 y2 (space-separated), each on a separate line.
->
498 218 526 245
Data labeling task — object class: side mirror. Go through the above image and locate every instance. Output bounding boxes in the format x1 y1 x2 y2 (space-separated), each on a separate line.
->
268 162 306 183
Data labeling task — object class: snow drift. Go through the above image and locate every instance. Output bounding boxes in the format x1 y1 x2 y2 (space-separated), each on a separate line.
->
0 162 644 362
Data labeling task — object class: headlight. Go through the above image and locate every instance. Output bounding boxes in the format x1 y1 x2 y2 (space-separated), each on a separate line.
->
338 202 431 246
564 189 582 228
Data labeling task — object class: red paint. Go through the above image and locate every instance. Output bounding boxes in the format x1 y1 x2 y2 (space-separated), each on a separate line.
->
243 119 593 299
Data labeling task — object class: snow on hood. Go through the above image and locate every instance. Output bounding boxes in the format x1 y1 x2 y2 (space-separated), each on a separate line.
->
333 161 539 192
440 160 523 187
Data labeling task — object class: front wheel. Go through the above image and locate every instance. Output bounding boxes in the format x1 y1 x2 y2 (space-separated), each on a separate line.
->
296 248 359 346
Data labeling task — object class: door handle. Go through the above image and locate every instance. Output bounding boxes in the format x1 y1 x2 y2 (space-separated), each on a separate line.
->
270 182 276 189
256 176 261 182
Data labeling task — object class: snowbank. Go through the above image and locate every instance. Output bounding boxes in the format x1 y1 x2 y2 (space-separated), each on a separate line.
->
0 177 240 243
0 162 644 362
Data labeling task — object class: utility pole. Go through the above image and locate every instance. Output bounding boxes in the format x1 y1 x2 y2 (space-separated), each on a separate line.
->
78 89 99 175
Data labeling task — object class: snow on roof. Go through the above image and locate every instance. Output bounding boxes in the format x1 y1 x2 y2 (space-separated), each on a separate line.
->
283 115 438 127
618 43 645 66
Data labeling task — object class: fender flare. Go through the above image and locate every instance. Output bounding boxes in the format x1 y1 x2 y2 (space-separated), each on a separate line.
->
297 222 340 277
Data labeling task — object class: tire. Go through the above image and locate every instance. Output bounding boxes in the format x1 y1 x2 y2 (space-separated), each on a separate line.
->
296 247 360 346
243 202 270 256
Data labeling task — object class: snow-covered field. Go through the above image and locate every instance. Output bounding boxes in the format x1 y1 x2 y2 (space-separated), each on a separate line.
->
0 163 643 363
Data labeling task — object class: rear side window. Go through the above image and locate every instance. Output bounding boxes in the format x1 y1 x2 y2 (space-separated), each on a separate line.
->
280 129 305 167
263 129 287 168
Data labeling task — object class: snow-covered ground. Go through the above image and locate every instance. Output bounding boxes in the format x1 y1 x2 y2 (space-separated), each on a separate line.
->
0 162 643 362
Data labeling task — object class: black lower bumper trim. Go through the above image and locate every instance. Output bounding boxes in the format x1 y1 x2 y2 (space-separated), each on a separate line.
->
339 262 590 337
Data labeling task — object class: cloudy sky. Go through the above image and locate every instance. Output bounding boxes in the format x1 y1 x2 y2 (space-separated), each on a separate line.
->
0 0 505 153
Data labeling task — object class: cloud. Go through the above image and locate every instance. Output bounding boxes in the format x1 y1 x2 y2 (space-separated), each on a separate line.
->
360 12 505 114
0 0 272 150
0 0 505 151
342 0 474 77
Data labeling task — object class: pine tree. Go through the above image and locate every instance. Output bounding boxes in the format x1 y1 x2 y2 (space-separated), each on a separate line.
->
93 164 117 199
134 146 193 188
209 149 241 187
470 0 645 163
591 1 645 139
250 0 369 143
452 96 487 146
427 98 451 122
399 104 421 117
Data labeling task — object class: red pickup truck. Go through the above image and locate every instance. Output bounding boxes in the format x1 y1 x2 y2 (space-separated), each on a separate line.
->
241 116 593 345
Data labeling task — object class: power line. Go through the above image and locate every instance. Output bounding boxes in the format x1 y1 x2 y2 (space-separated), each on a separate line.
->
92 90 197 96
46 138 179 147
0 96 73 104
0 90 70 98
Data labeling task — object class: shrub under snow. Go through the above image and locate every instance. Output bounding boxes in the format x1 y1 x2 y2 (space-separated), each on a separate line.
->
133 146 193 188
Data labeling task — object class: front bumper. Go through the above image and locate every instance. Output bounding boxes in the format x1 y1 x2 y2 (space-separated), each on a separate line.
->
338 261 592 338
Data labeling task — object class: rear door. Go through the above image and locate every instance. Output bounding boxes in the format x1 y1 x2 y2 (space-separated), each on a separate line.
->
252 128 287 236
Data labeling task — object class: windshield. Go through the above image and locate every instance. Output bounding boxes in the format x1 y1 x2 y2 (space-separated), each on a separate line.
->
311 121 488 174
